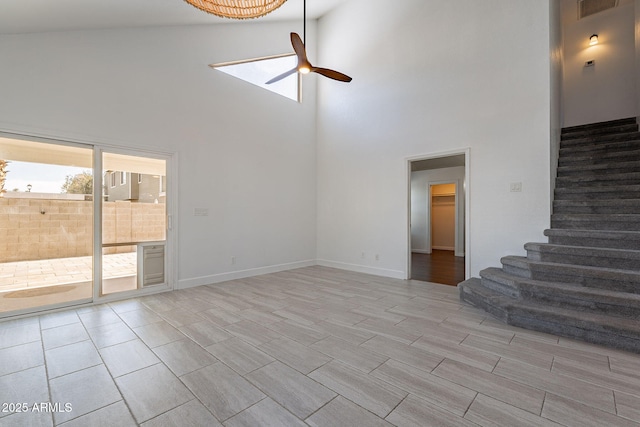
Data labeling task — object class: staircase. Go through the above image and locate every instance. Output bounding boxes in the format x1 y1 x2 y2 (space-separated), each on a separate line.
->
458 117 640 353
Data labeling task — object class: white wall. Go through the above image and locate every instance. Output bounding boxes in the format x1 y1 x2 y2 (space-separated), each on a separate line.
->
0 22 318 288
550 0 563 207
410 167 465 256
562 0 637 126
316 0 553 278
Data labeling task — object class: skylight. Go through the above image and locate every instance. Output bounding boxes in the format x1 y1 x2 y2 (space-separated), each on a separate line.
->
210 54 300 102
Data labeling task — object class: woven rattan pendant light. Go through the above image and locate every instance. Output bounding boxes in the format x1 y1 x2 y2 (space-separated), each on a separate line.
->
184 0 288 19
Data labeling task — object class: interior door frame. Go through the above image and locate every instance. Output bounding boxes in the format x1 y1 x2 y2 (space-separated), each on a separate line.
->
406 148 470 281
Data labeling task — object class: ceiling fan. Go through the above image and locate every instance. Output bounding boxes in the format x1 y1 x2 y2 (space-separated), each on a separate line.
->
266 0 352 85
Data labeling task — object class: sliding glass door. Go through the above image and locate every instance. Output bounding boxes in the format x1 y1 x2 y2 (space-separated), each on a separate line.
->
101 151 167 296
0 137 94 314
0 135 172 317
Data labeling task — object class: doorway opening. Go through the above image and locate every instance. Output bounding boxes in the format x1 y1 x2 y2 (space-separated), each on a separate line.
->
408 151 468 286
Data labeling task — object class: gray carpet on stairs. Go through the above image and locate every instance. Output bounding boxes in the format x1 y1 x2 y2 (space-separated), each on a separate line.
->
459 117 640 353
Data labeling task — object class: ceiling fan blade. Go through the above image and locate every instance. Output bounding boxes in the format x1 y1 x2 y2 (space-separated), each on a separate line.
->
290 32 308 65
266 67 298 84
312 67 352 83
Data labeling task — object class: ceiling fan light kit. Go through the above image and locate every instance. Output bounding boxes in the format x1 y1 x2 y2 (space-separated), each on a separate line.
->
265 32 352 84
265 0 352 85
183 0 288 19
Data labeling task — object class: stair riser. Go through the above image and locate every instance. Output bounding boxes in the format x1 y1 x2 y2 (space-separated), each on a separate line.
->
458 284 509 322
556 179 640 188
482 274 640 317
560 133 640 147
553 205 640 215
521 292 640 317
558 151 640 167
460 279 640 353
562 118 638 134
529 268 640 294
557 166 638 177
551 219 640 231
559 140 640 155
479 276 520 299
554 191 640 201
546 235 640 250
501 262 640 293
527 250 640 271
507 314 640 353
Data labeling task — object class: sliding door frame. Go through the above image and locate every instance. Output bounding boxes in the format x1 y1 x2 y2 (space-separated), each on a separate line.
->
0 129 177 317
94 145 177 304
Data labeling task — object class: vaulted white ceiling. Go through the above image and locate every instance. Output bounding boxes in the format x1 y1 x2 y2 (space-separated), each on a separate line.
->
0 0 349 35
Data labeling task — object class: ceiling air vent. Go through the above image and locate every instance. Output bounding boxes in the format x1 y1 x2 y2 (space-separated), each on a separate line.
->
578 0 619 19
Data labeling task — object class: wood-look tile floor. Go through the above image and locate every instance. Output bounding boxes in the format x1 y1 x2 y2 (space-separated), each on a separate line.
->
1 266 639 426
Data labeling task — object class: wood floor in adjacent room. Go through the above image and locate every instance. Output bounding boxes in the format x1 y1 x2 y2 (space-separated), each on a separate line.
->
1 266 638 426
411 250 465 286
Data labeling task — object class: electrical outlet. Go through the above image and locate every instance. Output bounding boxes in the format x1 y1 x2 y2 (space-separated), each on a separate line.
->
231 256 236 265
510 182 522 192
375 254 380 261
194 208 209 216
361 252 365 259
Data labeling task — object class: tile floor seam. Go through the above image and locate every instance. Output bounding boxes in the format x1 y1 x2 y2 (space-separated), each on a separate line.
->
37 317 56 427
76 321 138 426
300 394 339 423
383 392 408 424
461 391 480 419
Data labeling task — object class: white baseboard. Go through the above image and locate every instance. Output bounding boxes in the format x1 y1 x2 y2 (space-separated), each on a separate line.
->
177 258 409 290
432 246 455 251
316 259 405 280
411 249 430 254
177 259 316 289
455 251 465 258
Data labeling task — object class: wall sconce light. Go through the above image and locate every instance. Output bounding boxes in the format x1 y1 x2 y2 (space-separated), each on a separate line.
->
589 34 599 46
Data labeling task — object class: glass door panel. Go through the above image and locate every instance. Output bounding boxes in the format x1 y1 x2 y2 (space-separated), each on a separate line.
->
101 152 166 296
0 137 93 315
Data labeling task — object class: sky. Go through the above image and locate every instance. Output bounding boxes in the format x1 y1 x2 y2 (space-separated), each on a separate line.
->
3 161 88 193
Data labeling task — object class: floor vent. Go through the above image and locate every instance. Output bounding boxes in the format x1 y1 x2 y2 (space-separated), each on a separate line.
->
578 0 619 19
